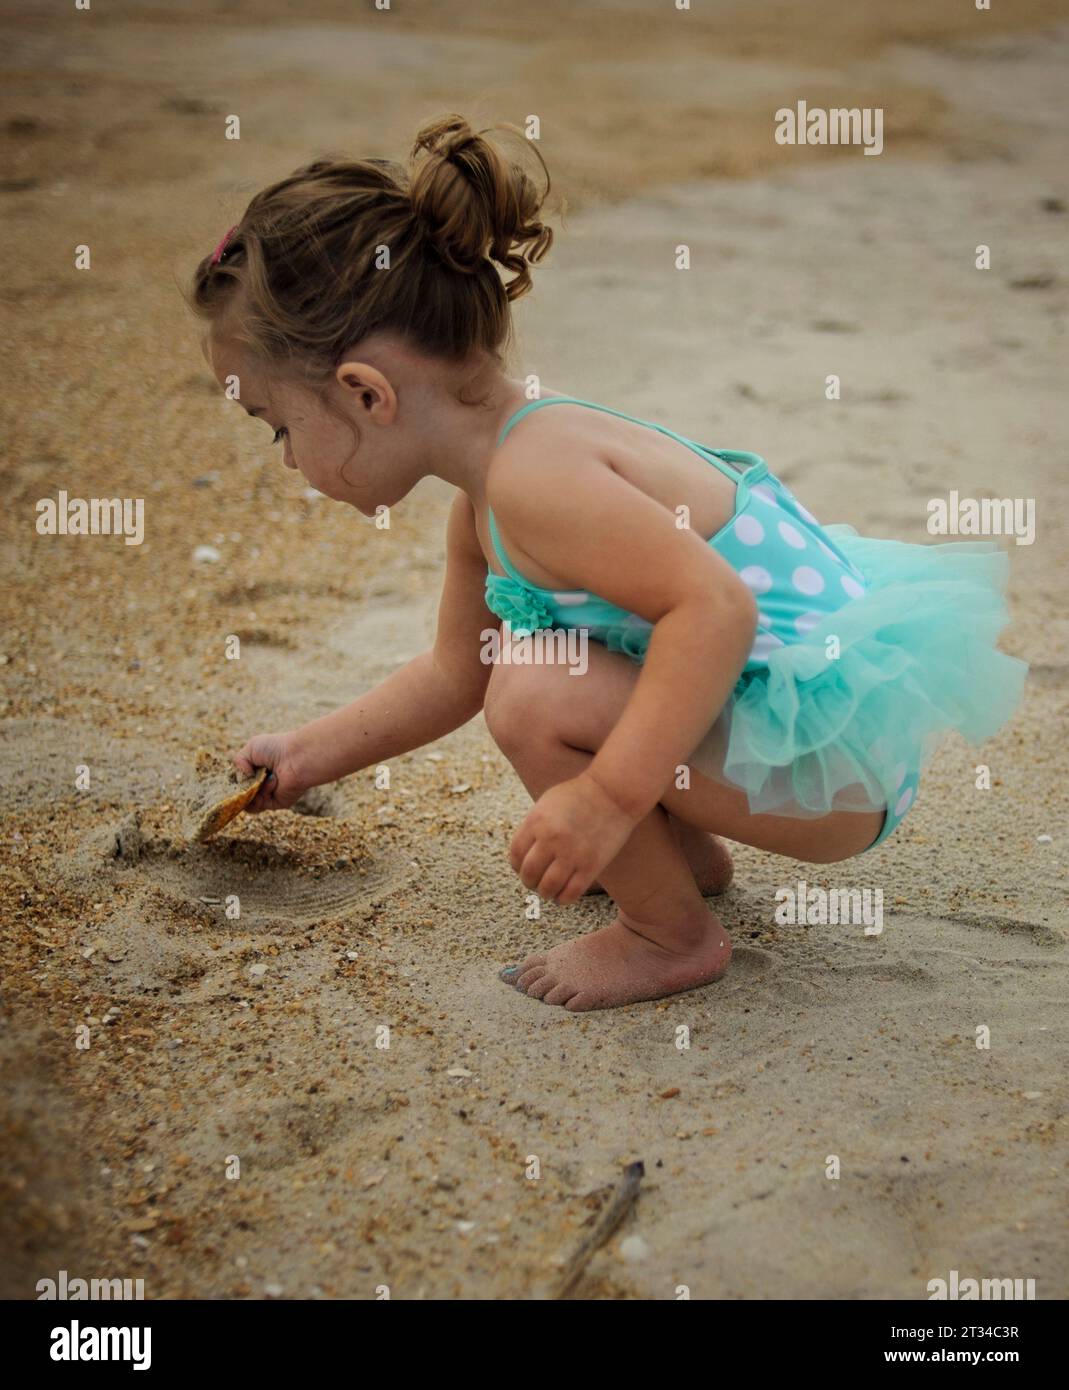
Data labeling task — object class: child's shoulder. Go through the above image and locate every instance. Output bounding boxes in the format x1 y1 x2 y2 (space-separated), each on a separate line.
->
487 397 604 512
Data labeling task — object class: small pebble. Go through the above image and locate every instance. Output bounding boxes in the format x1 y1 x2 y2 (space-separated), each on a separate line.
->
192 544 221 565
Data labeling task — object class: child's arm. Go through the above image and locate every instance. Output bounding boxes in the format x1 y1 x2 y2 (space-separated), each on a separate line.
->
233 493 494 809
490 440 758 902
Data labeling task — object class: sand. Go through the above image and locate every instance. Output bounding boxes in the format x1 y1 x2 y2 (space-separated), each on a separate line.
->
2 1 1067 1300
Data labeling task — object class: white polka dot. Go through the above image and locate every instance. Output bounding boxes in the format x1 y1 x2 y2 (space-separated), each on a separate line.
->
734 515 765 546
778 520 806 549
841 574 865 600
894 786 914 816
554 591 590 606
792 565 825 596
893 762 907 788
750 484 777 507
795 610 822 636
740 565 773 594
750 631 785 661
758 611 772 628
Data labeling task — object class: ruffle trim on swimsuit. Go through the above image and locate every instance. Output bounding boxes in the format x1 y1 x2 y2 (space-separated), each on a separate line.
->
484 572 559 637
703 527 1029 818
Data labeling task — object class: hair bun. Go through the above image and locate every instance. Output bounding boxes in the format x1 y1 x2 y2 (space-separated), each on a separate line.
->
408 113 553 300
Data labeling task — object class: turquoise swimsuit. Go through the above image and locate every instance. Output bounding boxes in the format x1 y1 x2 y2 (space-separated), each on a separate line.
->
483 395 1027 855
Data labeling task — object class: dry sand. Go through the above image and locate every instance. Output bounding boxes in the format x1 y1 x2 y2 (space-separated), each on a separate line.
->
2 1 1067 1299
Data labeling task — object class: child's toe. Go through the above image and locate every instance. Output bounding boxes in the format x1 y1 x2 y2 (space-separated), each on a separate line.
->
524 973 558 1000
500 952 547 986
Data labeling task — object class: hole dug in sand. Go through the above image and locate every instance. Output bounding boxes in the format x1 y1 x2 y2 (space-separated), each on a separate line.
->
67 828 409 1002
81 824 394 934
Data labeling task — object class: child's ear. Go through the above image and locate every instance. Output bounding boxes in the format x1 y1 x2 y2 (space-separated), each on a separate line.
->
334 360 395 420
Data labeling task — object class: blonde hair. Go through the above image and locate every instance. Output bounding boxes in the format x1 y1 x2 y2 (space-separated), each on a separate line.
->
187 114 554 394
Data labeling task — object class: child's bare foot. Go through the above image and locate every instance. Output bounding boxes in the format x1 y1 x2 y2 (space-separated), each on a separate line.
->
585 823 733 897
500 908 732 1011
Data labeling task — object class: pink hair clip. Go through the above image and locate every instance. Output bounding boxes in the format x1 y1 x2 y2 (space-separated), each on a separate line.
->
210 224 239 266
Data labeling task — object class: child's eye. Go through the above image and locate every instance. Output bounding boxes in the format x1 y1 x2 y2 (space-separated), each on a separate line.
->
272 427 288 445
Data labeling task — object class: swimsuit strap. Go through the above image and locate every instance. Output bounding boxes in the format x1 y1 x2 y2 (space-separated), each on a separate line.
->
488 395 768 582
486 507 536 587
497 394 752 483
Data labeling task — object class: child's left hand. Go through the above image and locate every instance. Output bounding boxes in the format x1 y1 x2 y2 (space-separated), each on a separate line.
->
509 772 638 904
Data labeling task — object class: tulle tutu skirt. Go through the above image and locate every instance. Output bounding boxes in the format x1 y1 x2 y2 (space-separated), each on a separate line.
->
690 528 1029 817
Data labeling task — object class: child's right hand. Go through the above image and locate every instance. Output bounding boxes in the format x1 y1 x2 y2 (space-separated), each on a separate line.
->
231 730 311 813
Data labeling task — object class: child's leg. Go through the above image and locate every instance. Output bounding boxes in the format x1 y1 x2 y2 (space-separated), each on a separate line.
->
586 811 733 896
484 642 884 1011
490 711 733 1010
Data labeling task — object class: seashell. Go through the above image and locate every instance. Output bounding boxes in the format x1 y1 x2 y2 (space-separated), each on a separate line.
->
185 763 267 841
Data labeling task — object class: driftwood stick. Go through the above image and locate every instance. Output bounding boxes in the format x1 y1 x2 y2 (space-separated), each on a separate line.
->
552 1160 645 1300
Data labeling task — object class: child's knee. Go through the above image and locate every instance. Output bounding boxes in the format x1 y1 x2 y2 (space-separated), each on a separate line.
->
483 661 565 754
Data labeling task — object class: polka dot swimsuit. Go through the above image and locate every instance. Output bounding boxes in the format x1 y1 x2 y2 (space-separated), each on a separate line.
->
703 470 869 674
485 395 920 849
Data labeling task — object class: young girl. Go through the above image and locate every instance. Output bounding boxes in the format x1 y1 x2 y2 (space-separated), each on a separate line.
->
188 114 1027 1012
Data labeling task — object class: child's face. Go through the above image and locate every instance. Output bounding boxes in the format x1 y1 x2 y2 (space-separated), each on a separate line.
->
210 341 401 513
